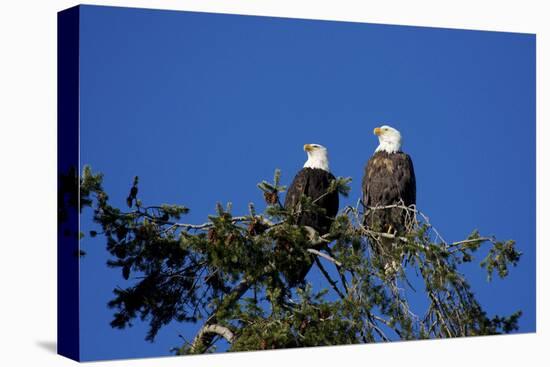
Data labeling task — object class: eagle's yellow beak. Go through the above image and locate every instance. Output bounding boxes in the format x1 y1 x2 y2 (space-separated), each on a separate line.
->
373 127 382 136
303 144 314 152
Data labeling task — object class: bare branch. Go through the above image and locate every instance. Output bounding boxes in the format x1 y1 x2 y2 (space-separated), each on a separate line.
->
449 237 493 247
192 324 235 348
366 204 417 211
307 249 342 267
174 216 276 231
360 227 409 243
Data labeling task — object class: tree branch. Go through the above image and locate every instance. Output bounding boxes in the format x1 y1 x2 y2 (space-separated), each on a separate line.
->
307 249 342 267
189 261 277 354
191 324 235 349
313 257 346 300
174 216 276 231
449 237 493 247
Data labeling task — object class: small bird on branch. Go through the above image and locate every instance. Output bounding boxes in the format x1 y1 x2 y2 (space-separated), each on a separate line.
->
126 176 139 208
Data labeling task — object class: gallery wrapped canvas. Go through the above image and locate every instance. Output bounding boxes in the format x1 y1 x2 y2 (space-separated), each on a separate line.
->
58 5 535 362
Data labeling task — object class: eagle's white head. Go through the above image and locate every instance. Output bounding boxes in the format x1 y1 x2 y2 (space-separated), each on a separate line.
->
303 143 330 172
374 125 402 153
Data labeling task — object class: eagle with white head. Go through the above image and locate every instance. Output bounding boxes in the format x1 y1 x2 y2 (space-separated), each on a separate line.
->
282 143 339 285
362 125 416 236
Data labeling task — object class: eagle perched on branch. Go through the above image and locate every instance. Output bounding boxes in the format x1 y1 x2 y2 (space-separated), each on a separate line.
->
362 125 416 236
282 144 339 285
285 144 339 235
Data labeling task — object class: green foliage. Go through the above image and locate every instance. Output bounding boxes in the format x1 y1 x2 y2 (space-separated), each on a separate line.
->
81 165 104 211
80 167 523 353
481 239 521 281
229 285 360 351
328 176 353 197
59 165 106 256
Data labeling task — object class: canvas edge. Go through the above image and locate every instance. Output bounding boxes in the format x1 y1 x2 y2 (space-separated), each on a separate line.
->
57 4 81 362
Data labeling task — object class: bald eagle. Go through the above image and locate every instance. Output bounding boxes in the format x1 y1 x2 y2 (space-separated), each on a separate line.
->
282 144 339 285
362 125 416 237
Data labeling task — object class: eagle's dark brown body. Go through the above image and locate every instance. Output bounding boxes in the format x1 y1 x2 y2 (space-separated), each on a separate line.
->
285 168 339 235
282 168 339 285
362 151 416 235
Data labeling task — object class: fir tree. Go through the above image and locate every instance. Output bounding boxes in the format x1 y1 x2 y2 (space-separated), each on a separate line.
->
78 165 522 354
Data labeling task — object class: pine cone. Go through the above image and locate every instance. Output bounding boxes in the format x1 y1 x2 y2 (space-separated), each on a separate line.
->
247 219 268 236
263 191 279 205
207 228 218 243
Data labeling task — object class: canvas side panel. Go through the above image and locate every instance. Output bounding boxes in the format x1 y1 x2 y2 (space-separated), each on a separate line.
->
57 5 80 362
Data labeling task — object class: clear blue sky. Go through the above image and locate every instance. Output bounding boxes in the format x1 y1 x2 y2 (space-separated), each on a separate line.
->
77 5 535 361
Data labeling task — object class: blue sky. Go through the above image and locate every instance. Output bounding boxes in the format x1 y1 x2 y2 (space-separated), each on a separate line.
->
77 5 535 361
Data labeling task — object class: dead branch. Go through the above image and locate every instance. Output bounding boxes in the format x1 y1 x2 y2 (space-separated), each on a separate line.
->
366 203 417 212
174 216 276 231
449 237 494 247
191 324 235 350
307 249 342 267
